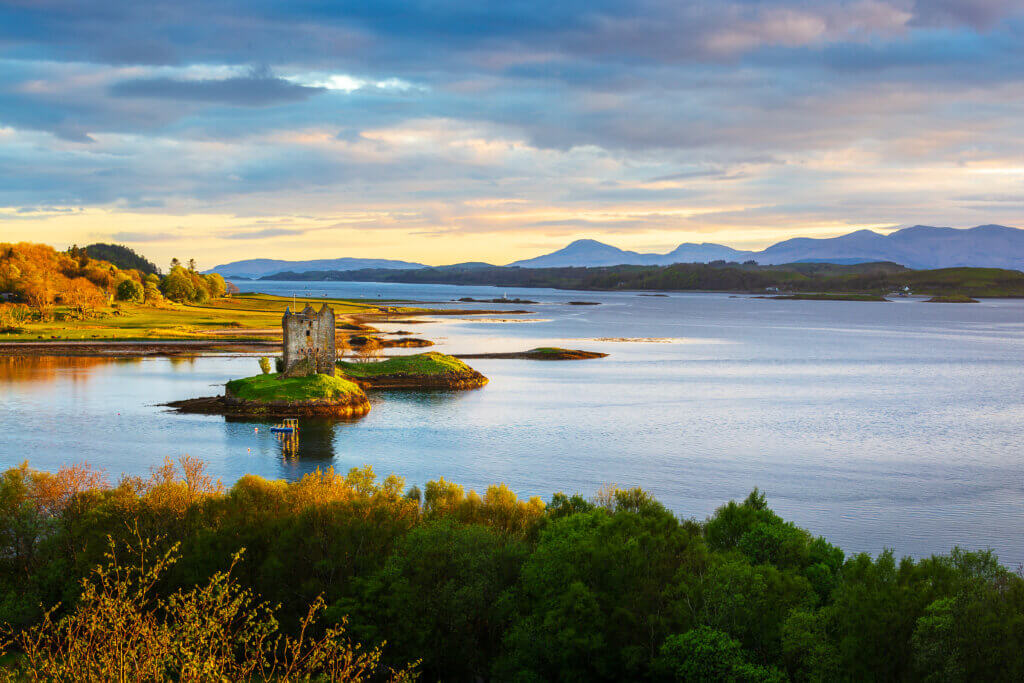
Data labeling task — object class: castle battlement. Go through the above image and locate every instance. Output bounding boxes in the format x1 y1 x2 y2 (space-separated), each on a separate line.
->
282 303 336 375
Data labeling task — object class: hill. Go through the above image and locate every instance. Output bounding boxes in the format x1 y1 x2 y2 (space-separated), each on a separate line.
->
266 261 1024 297
83 243 160 275
208 256 425 279
208 226 1024 276
509 238 753 268
507 225 1024 270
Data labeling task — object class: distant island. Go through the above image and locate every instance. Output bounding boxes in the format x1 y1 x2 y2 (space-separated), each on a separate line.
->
260 261 1024 298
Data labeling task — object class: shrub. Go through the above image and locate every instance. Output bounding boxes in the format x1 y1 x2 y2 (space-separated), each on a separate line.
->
203 273 227 299
159 271 196 303
258 357 272 375
0 535 419 682
115 278 144 303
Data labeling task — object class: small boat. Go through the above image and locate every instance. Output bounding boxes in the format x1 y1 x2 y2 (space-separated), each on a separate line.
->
270 418 299 435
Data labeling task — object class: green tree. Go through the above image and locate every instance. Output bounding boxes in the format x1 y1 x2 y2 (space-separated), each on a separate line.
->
911 550 1024 682
143 281 163 304
115 278 144 302
677 557 815 662
657 627 786 682
781 609 840 682
822 550 921 680
159 269 196 303
498 492 702 680
203 272 227 299
348 520 526 679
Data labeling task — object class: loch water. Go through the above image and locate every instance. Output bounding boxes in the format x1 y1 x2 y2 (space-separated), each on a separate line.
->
3 281 1024 565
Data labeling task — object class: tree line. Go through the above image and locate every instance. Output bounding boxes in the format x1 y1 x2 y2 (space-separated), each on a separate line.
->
0 243 226 328
1 459 1021 681
268 261 1024 297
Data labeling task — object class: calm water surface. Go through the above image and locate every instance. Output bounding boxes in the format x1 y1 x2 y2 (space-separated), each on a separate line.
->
3 281 1023 564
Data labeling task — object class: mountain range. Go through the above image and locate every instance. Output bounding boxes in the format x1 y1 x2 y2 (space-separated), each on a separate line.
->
209 225 1024 277
508 225 1024 270
208 256 425 279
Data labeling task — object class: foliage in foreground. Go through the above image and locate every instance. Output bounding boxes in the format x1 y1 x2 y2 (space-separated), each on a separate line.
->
0 534 417 682
1 460 1023 681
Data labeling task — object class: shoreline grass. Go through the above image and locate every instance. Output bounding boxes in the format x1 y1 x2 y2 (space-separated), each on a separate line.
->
338 352 475 378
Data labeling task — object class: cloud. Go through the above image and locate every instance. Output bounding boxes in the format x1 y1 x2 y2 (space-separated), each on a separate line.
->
911 0 1024 29
16 206 78 214
110 70 324 106
3 0 1024 264
218 227 310 239
110 231 181 242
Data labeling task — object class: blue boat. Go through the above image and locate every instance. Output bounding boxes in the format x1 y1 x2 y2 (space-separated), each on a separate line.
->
270 419 299 435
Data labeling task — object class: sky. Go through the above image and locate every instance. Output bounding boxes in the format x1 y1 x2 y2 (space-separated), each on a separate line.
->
2 0 1024 268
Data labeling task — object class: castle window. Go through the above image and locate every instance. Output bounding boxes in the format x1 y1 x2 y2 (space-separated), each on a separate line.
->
306 330 311 337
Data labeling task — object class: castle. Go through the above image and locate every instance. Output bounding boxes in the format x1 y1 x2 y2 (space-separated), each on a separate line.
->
282 304 336 375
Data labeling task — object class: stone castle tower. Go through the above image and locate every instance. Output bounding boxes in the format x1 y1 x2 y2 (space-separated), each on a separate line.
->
282 304 336 375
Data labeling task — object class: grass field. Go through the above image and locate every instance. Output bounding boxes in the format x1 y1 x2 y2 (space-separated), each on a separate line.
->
0 294 414 342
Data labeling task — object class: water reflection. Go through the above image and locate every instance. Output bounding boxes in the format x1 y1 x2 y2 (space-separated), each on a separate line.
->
0 355 131 383
366 387 479 408
223 415 355 462
3 288 1024 566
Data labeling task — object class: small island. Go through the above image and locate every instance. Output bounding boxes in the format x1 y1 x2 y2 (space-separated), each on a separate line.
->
337 351 488 389
167 303 372 417
926 294 979 303
346 334 434 349
457 296 538 304
221 372 370 416
767 293 889 302
458 347 608 360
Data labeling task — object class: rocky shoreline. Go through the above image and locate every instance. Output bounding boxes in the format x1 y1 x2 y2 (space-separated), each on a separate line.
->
457 347 607 360
349 370 489 390
164 392 372 417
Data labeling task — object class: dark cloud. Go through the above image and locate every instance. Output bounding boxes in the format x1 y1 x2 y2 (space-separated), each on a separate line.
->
110 72 324 106
3 1 1022 72
911 0 1024 29
3 0 1024 241
16 206 78 213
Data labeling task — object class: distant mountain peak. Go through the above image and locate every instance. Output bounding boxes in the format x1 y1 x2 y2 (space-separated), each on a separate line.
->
509 225 1024 270
212 224 1024 276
